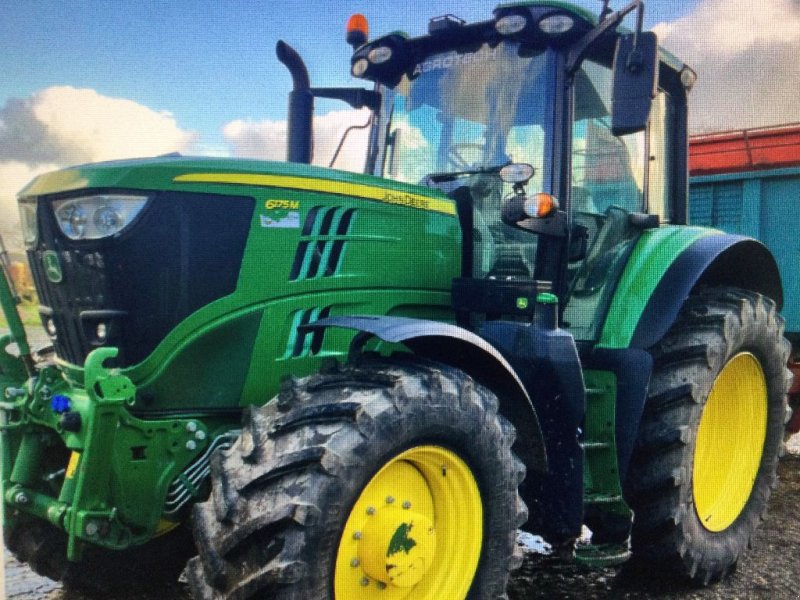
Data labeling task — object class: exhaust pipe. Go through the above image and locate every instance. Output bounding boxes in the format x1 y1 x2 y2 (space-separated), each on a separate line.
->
276 40 313 164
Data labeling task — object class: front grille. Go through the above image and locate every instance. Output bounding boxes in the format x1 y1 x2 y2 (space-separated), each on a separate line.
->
29 190 254 367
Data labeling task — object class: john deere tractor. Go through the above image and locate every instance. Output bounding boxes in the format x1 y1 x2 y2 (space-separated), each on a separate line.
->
1 1 792 598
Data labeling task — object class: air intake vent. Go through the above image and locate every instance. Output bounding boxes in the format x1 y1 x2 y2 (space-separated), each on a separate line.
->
290 206 357 281
283 306 332 358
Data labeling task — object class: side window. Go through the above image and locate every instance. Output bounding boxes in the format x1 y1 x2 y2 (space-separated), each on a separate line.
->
572 61 646 216
565 59 647 342
648 92 676 222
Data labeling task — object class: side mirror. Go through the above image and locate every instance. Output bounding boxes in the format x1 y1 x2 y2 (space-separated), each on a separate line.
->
499 163 534 185
611 31 658 136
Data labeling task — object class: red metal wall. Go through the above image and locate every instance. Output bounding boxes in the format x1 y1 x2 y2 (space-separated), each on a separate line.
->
689 123 800 176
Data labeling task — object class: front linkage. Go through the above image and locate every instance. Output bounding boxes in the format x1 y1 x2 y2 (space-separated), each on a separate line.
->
1 268 221 562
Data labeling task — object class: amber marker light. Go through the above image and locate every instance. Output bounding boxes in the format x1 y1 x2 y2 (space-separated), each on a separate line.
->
346 14 369 49
525 193 559 218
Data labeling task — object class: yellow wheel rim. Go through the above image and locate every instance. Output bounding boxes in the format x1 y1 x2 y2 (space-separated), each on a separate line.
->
693 352 768 532
334 445 483 599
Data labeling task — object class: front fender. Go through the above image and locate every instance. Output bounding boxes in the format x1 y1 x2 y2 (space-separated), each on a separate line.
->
305 315 547 472
599 228 782 350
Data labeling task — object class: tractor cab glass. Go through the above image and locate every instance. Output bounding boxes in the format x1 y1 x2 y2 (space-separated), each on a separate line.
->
376 41 553 279
565 60 678 343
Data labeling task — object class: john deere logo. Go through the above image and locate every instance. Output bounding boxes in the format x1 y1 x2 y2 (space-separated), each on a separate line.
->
42 251 63 283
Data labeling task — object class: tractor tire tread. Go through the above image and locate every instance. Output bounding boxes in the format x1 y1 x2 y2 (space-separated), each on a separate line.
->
188 357 525 599
624 286 791 585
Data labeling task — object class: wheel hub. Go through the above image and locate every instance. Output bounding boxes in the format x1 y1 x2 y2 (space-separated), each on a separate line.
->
334 446 483 599
359 508 436 587
693 352 768 532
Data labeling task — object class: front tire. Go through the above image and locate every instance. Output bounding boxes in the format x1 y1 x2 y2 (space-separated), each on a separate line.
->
186 358 527 599
625 287 792 584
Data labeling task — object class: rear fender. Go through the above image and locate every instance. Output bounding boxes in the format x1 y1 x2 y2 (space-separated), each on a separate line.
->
600 230 782 350
304 315 547 472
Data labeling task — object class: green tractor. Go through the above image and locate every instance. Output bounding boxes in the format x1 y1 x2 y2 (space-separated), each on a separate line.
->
1 1 793 598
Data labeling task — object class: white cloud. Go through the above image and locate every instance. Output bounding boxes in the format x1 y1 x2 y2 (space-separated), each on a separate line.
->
0 86 196 251
223 108 370 172
222 118 286 161
654 0 800 132
0 162 59 251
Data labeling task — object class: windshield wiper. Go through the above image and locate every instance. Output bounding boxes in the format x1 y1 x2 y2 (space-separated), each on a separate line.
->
425 163 509 184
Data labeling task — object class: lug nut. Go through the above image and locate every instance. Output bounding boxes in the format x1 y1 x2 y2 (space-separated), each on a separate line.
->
402 501 411 509
186 421 198 433
366 506 376 515
377 581 387 589
360 577 370 587
350 558 360 568
386 496 395 504
14 492 29 505
186 440 197 451
195 430 206 441
353 531 362 540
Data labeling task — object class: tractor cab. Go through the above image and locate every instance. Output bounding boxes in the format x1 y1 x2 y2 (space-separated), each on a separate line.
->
274 0 702 549
283 0 695 346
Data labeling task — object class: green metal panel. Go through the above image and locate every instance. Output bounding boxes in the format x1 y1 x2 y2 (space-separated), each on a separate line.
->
597 226 718 349
29 158 461 412
577 370 632 567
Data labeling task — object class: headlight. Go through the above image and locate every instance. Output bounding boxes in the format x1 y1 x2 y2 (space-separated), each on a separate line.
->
352 58 369 77
495 14 528 36
18 200 38 248
367 46 393 64
539 14 574 35
52 194 149 240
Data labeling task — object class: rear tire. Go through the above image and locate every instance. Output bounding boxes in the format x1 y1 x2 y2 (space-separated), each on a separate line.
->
625 287 791 585
186 357 527 599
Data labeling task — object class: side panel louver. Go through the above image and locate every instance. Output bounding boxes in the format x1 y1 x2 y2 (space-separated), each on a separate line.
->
289 206 356 281
283 306 332 358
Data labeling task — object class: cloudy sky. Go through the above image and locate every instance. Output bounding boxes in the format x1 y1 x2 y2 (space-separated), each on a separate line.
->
1 0 799 249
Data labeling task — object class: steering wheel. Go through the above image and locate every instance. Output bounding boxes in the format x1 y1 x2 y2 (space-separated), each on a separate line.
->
447 143 484 171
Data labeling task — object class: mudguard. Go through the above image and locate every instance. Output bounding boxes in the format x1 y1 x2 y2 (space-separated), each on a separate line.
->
304 315 547 472
600 230 782 350
594 231 782 506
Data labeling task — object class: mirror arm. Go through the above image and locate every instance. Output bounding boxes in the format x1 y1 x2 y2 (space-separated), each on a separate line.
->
599 0 613 20
566 0 642 75
626 2 646 72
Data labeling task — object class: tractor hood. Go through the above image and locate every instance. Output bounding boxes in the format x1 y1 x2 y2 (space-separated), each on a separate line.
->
18 154 461 400
18 155 455 216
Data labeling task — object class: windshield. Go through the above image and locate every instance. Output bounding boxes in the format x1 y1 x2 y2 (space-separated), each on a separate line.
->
379 42 551 188
374 42 553 280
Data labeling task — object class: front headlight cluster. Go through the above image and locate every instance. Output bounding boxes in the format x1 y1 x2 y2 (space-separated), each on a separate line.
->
18 201 38 247
52 194 149 240
352 45 393 78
